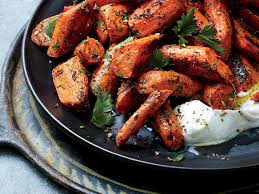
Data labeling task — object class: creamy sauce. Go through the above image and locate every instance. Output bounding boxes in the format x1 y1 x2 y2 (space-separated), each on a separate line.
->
175 100 259 146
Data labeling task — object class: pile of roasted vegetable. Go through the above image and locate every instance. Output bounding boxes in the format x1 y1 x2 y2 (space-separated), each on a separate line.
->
31 0 259 151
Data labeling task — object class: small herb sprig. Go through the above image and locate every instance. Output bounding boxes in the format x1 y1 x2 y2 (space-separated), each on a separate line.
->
173 8 224 54
149 49 170 69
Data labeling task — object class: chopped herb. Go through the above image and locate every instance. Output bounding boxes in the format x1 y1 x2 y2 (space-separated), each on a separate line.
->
196 25 224 55
52 41 60 49
44 15 59 37
80 125 85 129
91 91 115 129
117 27 123 32
173 8 196 47
213 63 217 70
79 68 92 76
92 53 98 59
149 49 170 69
121 14 128 23
115 10 120 16
209 97 214 104
178 84 183 92
117 68 124 78
167 154 184 162
97 20 105 30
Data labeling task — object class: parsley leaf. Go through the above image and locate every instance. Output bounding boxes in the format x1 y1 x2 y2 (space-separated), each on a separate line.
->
167 154 185 162
44 16 59 38
149 49 170 69
173 8 196 46
91 91 115 129
196 25 224 55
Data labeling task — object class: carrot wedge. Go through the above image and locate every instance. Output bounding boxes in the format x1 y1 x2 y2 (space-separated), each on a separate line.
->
74 37 105 65
96 13 109 43
48 0 95 58
153 101 184 151
110 33 162 78
204 0 233 60
116 90 173 147
138 70 203 97
128 0 185 38
160 45 235 83
233 19 259 62
202 83 236 110
116 80 143 115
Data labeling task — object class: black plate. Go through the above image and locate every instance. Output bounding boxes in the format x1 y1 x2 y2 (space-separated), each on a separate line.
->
22 0 259 171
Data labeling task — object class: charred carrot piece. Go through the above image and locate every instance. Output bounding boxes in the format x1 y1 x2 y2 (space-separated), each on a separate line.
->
202 83 236 110
96 13 109 43
239 8 259 31
52 56 89 109
31 15 59 47
184 0 204 12
116 80 143 114
128 0 185 38
48 0 95 58
98 4 131 43
233 19 259 62
110 33 162 78
160 45 235 83
138 70 203 97
230 54 259 92
153 101 184 151
204 0 233 60
74 37 105 65
116 90 173 147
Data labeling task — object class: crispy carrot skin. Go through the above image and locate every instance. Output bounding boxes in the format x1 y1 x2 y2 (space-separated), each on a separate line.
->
98 4 131 43
230 54 259 92
160 45 235 83
116 90 173 147
239 8 259 31
74 37 105 65
96 12 109 43
111 34 162 78
31 15 58 47
202 83 236 110
138 70 203 97
128 0 185 38
48 0 95 58
153 101 184 151
116 80 143 114
233 19 259 62
52 56 89 109
204 0 232 60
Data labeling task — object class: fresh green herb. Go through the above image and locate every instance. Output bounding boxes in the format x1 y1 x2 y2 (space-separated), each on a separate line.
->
173 8 196 46
79 68 92 77
167 154 185 162
196 25 224 55
117 68 124 78
91 91 115 129
213 63 217 70
44 16 59 37
92 53 98 59
149 49 170 69
178 84 183 92
97 20 105 30
209 97 214 104
52 41 60 49
163 109 171 117
121 14 128 23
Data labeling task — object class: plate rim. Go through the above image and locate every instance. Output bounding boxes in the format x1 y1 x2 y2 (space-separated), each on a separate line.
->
21 0 259 171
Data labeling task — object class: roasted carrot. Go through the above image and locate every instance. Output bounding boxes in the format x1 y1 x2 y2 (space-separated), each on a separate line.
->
230 54 259 92
96 13 109 43
110 33 162 78
153 101 184 151
31 15 59 47
204 0 233 60
116 90 173 147
233 19 259 62
138 70 203 97
96 0 142 7
202 83 236 110
74 37 105 65
251 92 259 102
116 80 143 114
97 4 131 43
184 0 204 12
160 45 235 83
48 0 95 58
239 8 259 31
128 0 185 38
52 56 89 109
